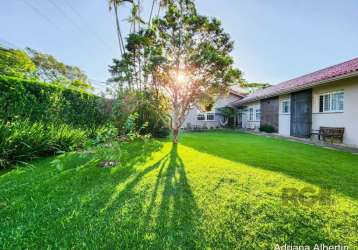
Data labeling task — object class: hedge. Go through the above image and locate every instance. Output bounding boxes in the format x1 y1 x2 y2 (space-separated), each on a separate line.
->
0 75 106 128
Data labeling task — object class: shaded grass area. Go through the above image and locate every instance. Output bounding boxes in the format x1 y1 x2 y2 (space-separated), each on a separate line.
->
0 132 357 249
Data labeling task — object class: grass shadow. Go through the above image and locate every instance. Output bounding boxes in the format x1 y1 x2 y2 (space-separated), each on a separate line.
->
0 139 165 249
97 144 204 248
151 144 204 248
1 135 357 248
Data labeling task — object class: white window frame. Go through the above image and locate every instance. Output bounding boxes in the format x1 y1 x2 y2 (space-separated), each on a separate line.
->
197 111 216 121
206 112 215 121
197 114 205 121
249 108 254 121
280 100 290 114
255 109 261 121
319 91 344 113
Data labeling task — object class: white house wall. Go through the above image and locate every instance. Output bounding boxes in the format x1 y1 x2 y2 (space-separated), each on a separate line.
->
312 77 358 146
278 95 291 136
241 101 260 130
182 93 240 129
182 106 219 129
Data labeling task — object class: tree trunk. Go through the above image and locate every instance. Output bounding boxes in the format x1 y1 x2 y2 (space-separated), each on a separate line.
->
148 0 156 25
173 128 179 144
172 101 180 144
114 6 125 56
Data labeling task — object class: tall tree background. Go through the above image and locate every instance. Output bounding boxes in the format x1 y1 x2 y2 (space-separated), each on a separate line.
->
0 46 36 79
107 0 173 139
0 45 94 92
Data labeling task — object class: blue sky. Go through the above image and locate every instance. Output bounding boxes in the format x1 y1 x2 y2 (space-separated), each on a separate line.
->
1 0 358 91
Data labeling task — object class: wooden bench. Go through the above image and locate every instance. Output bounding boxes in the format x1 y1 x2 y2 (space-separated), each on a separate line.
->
313 127 345 143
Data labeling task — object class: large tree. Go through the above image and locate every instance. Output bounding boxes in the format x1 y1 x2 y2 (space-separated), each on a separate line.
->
109 0 242 143
151 0 242 143
26 48 93 91
0 46 36 79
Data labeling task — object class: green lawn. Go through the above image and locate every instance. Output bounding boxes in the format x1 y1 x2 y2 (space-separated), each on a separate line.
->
1 131 357 249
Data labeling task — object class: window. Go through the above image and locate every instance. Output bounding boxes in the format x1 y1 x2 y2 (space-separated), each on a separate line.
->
281 100 290 114
255 109 261 121
197 112 215 121
197 114 205 121
206 112 215 121
249 108 254 121
319 91 344 112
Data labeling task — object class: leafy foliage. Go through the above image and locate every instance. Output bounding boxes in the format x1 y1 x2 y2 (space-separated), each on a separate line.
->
0 46 36 79
26 48 94 91
92 123 119 145
123 112 151 141
0 75 107 128
217 107 238 128
112 89 170 138
259 124 277 133
109 0 242 143
0 46 94 91
0 119 88 168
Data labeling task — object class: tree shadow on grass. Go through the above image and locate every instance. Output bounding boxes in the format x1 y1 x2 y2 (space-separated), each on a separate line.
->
98 144 204 249
1 136 357 248
143 144 204 248
0 139 165 248
180 132 358 200
100 154 170 214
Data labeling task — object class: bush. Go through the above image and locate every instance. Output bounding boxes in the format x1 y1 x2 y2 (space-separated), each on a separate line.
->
92 123 119 145
259 124 277 133
0 75 107 128
0 119 88 169
49 124 88 151
112 89 170 138
154 127 171 138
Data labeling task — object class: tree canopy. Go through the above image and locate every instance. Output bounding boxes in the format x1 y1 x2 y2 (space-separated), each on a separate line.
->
0 45 94 92
0 46 36 79
26 48 93 91
109 0 242 143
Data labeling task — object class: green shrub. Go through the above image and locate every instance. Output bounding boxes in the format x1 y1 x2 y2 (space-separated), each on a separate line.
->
153 126 171 138
112 89 170 139
259 124 277 133
0 120 88 169
0 75 107 128
48 123 88 151
92 123 119 145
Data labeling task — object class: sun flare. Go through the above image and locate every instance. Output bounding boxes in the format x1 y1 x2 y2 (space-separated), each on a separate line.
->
174 71 188 85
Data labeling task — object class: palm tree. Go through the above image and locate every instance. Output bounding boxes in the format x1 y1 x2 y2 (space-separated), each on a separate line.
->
125 1 146 89
126 2 145 33
156 0 172 17
108 0 133 56
148 0 157 26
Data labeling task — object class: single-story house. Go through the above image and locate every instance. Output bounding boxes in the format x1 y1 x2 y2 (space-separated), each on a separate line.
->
233 57 358 146
182 85 246 129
